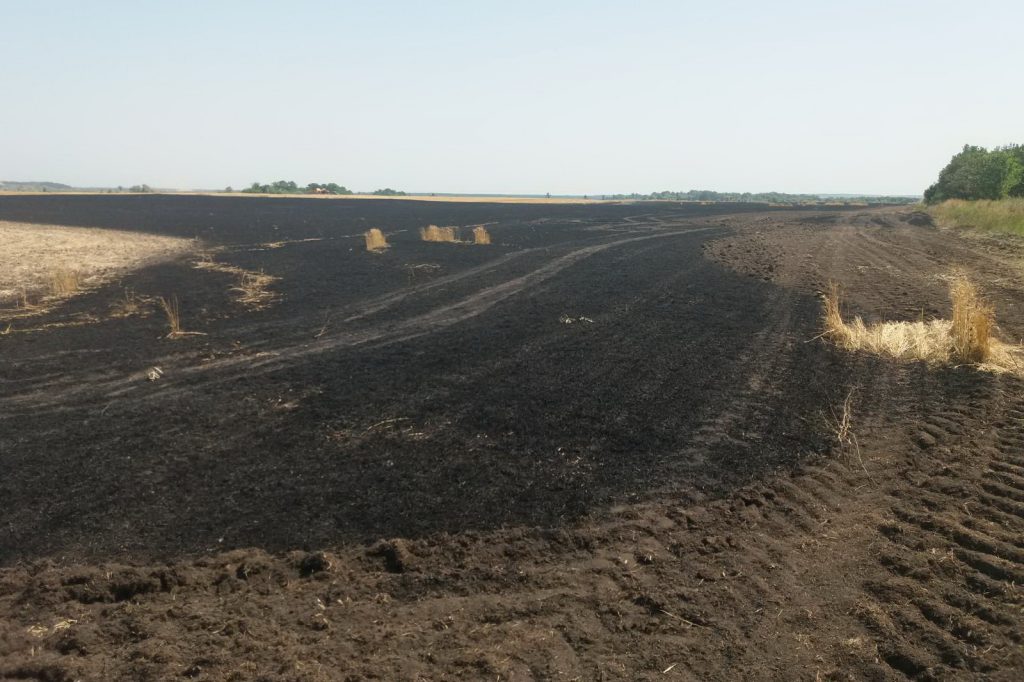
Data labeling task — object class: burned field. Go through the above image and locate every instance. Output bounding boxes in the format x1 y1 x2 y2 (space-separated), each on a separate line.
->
1 196 1023 680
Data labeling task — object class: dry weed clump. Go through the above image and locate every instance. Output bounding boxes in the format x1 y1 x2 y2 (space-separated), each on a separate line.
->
822 274 1020 372
48 268 81 297
110 288 146 318
193 256 280 307
949 275 993 363
420 225 459 243
230 270 279 307
158 295 204 339
827 389 868 475
364 228 389 251
159 296 182 336
472 226 492 245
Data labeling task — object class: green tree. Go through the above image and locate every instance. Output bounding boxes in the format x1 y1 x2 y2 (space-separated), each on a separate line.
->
323 183 351 195
1000 145 1024 197
924 144 1024 203
269 180 298 193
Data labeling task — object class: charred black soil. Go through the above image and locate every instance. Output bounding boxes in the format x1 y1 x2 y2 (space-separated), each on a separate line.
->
1 196 1023 681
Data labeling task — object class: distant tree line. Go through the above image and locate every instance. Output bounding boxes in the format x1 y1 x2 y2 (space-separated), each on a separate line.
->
242 180 353 195
606 190 917 205
0 181 72 192
239 181 410 196
924 144 1024 204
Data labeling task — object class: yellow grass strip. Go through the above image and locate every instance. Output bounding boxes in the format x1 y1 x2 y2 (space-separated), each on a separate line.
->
822 275 1021 373
930 198 1024 235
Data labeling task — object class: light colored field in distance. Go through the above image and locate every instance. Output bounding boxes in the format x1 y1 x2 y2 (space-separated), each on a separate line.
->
0 221 194 304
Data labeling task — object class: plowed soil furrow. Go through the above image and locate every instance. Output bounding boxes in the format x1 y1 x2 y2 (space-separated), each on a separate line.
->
860 388 1024 678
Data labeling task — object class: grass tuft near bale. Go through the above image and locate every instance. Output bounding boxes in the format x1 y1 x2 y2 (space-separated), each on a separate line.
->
949 274 994 363
420 225 458 243
472 226 492 245
822 274 1020 372
364 228 389 251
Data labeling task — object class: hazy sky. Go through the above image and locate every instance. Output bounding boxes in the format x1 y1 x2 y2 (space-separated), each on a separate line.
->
2 1 1021 195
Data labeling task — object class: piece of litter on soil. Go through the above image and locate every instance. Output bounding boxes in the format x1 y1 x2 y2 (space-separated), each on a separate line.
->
52 619 77 631
146 366 164 382
26 624 48 638
663 663 676 673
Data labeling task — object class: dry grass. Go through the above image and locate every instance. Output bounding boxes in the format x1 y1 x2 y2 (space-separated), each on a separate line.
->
420 225 459 243
950 275 994 363
827 389 868 475
230 270 279 307
109 288 147 318
48 269 81 297
930 198 1024 235
364 228 389 251
472 226 492 245
1 268 83 323
0 221 193 307
822 274 1021 372
17 290 36 310
193 256 280 308
159 296 181 336
157 295 204 338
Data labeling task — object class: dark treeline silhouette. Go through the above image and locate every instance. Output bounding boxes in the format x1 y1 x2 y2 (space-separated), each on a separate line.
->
239 182 409 196
242 180 353 195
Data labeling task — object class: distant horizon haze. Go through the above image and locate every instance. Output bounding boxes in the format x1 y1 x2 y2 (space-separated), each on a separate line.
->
0 180 922 199
1 1 1021 196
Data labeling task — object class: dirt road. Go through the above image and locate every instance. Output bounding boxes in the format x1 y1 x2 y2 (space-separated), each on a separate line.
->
1 197 1022 680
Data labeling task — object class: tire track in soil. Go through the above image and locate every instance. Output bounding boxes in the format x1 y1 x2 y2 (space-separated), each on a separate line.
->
0 222 713 416
843 283 1023 676
810 218 1024 678
697 213 1024 679
865 384 1024 678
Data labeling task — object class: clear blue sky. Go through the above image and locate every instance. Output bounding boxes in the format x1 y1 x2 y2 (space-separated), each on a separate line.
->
2 1 1021 195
